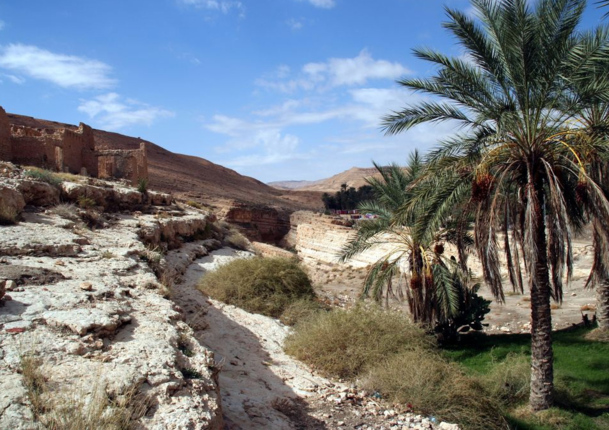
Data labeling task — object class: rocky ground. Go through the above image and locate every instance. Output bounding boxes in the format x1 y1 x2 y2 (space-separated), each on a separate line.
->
2 161 597 430
0 163 458 430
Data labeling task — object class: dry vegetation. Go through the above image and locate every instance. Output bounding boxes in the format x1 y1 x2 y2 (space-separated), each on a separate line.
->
198 257 318 318
20 352 147 429
284 305 434 379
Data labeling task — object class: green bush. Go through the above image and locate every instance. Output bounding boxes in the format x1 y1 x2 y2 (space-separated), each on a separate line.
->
362 351 507 430
198 257 316 318
137 178 148 193
284 305 433 379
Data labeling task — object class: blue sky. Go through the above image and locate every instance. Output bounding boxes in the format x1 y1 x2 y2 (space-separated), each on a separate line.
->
0 1 606 182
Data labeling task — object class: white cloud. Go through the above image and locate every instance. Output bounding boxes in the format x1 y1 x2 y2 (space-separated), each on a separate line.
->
0 44 115 90
286 18 304 30
3 74 25 84
301 0 336 9
225 129 302 167
306 50 409 87
180 0 245 16
78 93 174 130
256 50 410 93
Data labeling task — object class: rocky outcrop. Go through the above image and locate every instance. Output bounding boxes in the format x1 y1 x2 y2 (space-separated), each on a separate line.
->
0 175 223 429
17 180 60 206
61 181 172 211
286 211 398 268
224 204 290 244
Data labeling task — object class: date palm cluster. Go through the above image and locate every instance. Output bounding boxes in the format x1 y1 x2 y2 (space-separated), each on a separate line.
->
342 0 609 412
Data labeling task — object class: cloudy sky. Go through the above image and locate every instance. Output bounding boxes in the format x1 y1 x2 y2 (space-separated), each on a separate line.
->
0 1 605 182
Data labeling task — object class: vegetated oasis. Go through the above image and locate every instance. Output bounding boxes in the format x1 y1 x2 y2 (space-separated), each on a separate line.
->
204 0 609 428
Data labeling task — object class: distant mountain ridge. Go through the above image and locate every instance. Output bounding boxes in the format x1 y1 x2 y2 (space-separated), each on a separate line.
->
269 166 381 192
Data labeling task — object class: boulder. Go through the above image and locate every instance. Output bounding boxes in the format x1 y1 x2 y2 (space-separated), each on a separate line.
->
0 185 25 223
17 180 60 206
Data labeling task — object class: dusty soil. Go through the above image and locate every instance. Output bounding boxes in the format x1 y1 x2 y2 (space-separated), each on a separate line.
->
301 235 598 335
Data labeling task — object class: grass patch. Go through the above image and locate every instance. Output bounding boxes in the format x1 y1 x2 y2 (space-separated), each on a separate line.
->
199 257 316 318
180 367 203 380
284 305 433 379
443 328 609 429
55 171 84 183
24 167 63 187
362 351 507 430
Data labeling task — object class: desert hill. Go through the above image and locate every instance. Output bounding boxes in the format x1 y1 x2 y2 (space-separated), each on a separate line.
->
269 166 381 192
7 113 322 211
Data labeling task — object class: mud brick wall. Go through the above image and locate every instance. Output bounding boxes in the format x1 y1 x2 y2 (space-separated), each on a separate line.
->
97 142 148 185
0 107 12 161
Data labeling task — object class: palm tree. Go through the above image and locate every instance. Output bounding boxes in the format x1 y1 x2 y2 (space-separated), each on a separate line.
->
598 0 609 18
383 0 609 411
339 154 477 331
566 27 609 330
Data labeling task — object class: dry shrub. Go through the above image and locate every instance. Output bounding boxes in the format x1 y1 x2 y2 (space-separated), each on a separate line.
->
480 353 531 406
585 328 609 342
42 381 147 430
225 231 251 250
362 351 507 430
20 353 147 429
51 203 80 222
20 353 47 418
199 257 315 318
77 196 96 209
279 298 327 326
284 305 433 379
185 200 203 209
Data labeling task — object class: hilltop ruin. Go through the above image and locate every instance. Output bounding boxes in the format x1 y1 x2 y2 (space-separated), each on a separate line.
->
0 106 148 185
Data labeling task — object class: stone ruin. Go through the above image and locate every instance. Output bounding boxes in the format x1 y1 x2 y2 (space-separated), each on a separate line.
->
0 106 148 185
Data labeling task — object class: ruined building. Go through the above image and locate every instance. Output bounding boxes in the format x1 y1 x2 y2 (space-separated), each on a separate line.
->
0 106 148 185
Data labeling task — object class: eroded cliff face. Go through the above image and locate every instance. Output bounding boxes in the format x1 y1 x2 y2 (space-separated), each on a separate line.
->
286 211 398 268
223 204 290 244
0 163 224 430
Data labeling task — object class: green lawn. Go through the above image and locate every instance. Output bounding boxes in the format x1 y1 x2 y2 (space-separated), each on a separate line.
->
443 327 609 429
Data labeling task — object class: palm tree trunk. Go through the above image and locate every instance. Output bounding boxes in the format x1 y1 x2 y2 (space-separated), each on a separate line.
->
597 281 609 330
529 183 554 411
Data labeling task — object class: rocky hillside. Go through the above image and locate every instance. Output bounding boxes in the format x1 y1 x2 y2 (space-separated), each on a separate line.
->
7 113 321 212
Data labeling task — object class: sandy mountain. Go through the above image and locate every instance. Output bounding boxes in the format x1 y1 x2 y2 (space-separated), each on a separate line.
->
269 166 381 193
